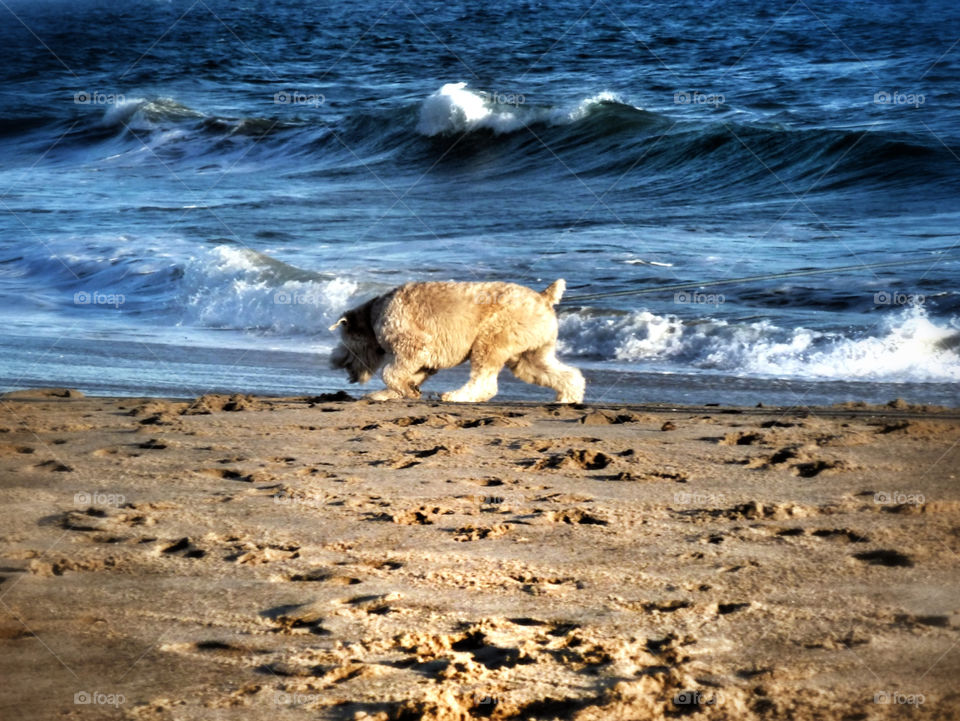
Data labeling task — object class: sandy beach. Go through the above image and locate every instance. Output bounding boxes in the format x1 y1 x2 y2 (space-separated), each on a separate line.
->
1 388 958 720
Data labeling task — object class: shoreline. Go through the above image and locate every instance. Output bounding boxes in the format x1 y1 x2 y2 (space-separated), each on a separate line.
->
3 330 959 410
1 388 959 720
3 386 959 417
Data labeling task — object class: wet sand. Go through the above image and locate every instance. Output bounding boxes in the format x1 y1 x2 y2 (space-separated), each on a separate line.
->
1 389 958 720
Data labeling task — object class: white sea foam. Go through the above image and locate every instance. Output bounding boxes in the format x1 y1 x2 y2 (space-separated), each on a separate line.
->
180 245 358 336
100 97 148 128
416 83 630 137
417 82 526 135
624 258 674 267
100 97 204 130
565 91 625 121
558 305 960 383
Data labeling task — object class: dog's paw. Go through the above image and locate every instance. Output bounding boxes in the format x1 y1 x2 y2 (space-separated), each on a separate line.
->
555 373 586 403
366 389 403 401
441 390 471 403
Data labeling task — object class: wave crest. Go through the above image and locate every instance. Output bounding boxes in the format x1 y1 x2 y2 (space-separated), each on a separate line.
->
559 305 960 383
416 82 638 137
180 246 358 335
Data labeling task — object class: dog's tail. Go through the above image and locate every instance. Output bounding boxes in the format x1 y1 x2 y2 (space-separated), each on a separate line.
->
541 278 566 306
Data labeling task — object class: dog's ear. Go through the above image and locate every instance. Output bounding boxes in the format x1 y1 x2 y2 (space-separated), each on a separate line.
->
329 317 347 332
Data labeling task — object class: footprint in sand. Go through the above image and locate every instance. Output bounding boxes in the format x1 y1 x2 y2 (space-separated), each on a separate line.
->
466 476 506 488
60 507 155 536
791 459 851 477
810 528 869 543
643 600 692 613
509 572 583 593
137 438 168 450
452 524 511 542
394 624 530 671
776 527 807 537
459 414 530 428
530 449 613 471
507 618 582 638
370 455 420 469
717 602 750 615
576 410 643 425
197 467 273 482
341 592 400 615
719 431 768 446
261 602 329 635
288 568 362 584
162 537 207 559
537 509 609 526
199 468 248 480
366 505 455 525
605 469 687 482
760 420 798 428
224 540 299 564
33 459 73 472
741 445 852 477
0 443 35 456
193 640 247 655
28 556 115 576
853 549 914 567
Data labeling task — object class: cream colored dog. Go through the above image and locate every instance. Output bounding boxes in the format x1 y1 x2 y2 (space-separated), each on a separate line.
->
329 279 585 403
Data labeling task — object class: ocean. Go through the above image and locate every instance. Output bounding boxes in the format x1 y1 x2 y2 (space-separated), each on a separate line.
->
1 0 958 406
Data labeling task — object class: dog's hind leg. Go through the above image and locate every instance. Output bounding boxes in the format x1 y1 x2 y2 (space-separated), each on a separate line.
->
507 344 585 403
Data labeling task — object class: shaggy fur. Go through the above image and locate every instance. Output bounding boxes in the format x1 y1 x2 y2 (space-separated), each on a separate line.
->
330 280 585 403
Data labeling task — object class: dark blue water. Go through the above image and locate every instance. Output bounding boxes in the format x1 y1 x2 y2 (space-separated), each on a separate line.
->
1 0 958 405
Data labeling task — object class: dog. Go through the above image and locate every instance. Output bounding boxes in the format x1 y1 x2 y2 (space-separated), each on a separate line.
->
329 279 585 403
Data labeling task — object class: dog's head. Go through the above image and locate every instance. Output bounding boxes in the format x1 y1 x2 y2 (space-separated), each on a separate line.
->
329 297 385 384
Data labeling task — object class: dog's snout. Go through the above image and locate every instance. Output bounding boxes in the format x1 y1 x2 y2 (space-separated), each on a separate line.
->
330 344 348 370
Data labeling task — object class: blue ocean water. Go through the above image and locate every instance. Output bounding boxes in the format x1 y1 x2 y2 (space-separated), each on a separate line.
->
0 0 958 405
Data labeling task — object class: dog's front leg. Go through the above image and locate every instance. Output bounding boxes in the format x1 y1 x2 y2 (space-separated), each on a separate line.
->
368 356 422 400
442 344 507 403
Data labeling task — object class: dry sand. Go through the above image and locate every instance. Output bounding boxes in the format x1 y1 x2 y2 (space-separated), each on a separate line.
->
0 388 958 720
